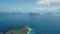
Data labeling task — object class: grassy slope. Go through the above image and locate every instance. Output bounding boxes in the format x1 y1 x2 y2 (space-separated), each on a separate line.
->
0 32 3 34
5 25 29 34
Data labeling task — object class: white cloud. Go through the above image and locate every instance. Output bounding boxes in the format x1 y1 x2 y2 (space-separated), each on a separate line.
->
47 8 58 10
52 0 60 2
36 0 60 5
47 8 53 10
33 7 59 11
13 7 21 10
36 0 51 5
18 8 21 10
34 0 60 12
54 8 58 10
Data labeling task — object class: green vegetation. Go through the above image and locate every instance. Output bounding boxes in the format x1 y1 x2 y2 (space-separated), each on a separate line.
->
5 24 29 34
0 32 3 34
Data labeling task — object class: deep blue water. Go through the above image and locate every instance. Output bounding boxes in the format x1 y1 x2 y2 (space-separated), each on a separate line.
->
0 14 60 34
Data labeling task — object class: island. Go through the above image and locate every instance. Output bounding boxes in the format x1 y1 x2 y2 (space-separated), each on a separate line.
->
5 24 31 34
28 12 40 16
46 12 52 15
11 12 23 15
0 12 23 15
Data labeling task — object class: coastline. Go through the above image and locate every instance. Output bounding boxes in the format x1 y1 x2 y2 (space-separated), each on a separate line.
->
27 27 31 34
0 24 32 34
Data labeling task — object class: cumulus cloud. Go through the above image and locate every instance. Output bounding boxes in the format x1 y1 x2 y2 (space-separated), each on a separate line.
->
34 0 60 12
36 0 60 5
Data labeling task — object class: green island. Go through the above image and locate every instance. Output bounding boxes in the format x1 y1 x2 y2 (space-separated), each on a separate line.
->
0 24 31 34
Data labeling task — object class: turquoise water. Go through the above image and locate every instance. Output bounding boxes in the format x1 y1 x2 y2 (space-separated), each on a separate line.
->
0 14 60 34
30 28 36 34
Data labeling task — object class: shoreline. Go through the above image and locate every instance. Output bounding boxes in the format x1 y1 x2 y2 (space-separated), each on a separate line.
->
27 27 31 34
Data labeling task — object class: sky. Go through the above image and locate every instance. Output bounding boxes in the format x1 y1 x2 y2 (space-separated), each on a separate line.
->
0 0 60 13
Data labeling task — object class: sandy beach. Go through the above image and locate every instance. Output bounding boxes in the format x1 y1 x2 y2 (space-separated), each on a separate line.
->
27 27 31 34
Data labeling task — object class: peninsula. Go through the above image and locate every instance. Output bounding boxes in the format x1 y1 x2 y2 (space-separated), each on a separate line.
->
5 24 31 34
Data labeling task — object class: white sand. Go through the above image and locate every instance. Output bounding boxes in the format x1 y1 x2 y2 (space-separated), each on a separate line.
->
27 27 31 34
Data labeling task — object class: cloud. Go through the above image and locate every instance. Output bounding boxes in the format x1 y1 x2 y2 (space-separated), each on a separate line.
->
14 7 21 10
36 0 60 6
52 0 60 2
47 8 54 10
18 8 21 10
47 8 58 10
34 0 60 12
33 7 59 11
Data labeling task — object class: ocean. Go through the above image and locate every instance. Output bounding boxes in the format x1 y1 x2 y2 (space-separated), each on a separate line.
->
0 14 60 34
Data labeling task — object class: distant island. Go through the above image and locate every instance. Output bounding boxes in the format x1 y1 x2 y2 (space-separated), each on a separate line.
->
11 12 22 15
0 12 40 16
28 12 40 16
0 24 31 34
0 12 23 15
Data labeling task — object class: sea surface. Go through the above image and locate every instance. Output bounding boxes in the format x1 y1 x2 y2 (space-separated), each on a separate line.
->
0 14 60 34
